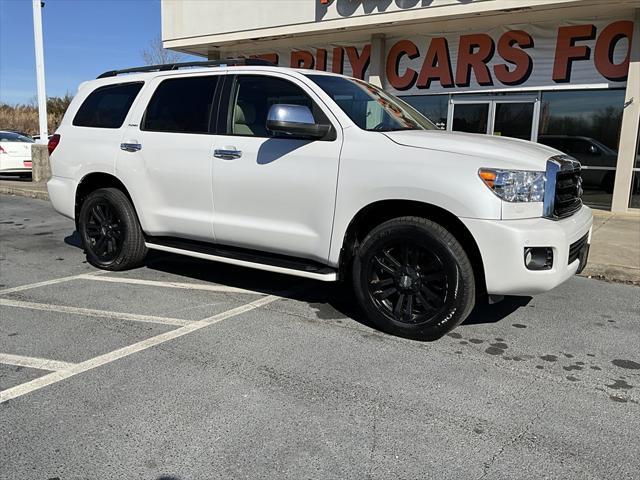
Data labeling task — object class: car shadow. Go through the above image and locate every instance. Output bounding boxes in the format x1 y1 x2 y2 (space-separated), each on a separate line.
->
63 232 531 337
462 296 532 326
64 230 82 248
144 250 531 334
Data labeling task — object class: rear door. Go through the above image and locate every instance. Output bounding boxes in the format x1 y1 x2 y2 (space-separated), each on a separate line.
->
211 72 343 262
117 73 223 242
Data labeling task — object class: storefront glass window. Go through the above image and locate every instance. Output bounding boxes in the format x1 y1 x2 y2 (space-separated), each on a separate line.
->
400 95 448 130
629 122 640 209
452 104 489 134
537 89 626 210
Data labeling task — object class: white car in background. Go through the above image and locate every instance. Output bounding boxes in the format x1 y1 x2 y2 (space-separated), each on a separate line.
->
0 131 34 177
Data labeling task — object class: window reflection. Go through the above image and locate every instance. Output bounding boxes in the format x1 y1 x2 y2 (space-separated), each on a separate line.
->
630 123 640 209
400 95 448 130
537 89 625 210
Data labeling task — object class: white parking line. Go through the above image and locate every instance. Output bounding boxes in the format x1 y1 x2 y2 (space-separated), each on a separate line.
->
0 353 76 372
0 270 107 295
0 293 283 403
0 298 192 327
78 274 266 295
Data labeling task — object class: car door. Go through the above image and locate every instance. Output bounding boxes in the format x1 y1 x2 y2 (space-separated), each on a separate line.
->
117 73 223 242
211 73 343 263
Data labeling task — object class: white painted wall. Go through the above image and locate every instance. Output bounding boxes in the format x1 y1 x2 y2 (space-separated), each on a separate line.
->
162 0 627 50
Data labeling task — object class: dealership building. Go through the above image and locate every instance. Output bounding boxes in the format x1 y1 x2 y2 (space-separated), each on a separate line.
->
162 0 640 213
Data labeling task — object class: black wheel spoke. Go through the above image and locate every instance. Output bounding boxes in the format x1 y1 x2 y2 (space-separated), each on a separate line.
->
86 224 100 235
366 238 448 325
95 236 107 255
421 284 444 307
373 255 397 275
370 277 394 288
383 249 401 269
376 286 397 300
393 293 405 319
405 294 414 320
92 205 106 223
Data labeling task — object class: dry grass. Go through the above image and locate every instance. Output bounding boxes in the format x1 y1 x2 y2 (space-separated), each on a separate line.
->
0 95 72 136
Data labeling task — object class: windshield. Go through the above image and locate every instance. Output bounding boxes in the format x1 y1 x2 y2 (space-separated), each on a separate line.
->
0 131 35 143
306 75 437 132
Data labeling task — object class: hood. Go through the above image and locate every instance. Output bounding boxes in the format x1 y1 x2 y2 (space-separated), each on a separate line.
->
383 130 562 171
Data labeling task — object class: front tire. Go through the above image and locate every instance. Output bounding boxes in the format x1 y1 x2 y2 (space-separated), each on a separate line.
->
352 217 475 341
78 188 147 271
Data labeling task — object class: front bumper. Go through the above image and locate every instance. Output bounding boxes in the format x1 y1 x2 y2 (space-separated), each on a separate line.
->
462 206 593 296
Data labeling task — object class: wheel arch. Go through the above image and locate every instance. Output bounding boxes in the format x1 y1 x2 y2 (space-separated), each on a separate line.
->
339 199 487 297
75 172 140 228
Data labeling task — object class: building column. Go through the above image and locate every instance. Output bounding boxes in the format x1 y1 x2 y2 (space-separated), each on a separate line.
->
611 10 640 213
369 34 386 88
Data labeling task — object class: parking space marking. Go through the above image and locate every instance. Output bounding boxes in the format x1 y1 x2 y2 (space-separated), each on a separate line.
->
0 293 283 403
0 353 76 372
0 270 107 296
0 298 193 327
78 274 267 295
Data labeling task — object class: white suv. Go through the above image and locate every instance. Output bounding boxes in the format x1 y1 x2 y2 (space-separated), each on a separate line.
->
47 60 593 340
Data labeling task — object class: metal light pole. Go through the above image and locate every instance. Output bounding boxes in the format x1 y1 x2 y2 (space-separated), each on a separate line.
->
32 0 48 143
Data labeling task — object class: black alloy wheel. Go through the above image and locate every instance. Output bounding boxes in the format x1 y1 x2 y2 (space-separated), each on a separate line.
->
84 202 123 263
366 242 448 325
352 216 475 341
78 188 147 271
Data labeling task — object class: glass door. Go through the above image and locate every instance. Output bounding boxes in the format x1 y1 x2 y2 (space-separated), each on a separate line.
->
493 102 535 140
448 95 539 141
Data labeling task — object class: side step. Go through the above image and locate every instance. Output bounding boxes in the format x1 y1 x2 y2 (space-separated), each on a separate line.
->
145 236 338 282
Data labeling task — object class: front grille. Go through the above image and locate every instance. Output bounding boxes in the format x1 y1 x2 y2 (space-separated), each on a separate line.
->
554 166 582 218
544 156 583 220
568 233 589 265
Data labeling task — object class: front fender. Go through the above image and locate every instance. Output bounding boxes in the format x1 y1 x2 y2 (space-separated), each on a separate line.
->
328 136 502 266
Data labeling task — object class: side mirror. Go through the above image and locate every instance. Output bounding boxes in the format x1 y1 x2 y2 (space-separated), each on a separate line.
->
588 144 601 155
266 104 330 140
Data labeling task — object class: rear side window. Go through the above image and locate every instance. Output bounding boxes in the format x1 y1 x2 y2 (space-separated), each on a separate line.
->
73 82 143 128
142 76 219 134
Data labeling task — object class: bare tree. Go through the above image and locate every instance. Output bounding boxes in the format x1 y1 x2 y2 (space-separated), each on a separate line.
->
141 36 184 65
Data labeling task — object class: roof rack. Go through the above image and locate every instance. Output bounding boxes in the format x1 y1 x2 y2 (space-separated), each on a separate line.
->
97 58 276 79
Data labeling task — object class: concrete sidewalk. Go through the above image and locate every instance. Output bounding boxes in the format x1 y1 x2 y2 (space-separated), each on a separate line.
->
1 179 638 284
583 210 640 285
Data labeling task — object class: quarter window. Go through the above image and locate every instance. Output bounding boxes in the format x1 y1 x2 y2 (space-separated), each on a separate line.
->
142 76 219 134
73 82 143 128
228 76 328 138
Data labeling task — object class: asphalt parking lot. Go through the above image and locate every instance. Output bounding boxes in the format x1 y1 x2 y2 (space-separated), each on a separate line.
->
1 194 639 480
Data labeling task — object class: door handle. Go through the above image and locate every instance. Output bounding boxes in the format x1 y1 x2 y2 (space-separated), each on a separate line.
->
120 142 142 152
214 148 242 160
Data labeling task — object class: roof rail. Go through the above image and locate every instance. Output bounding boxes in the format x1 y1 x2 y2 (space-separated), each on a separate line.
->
97 58 277 79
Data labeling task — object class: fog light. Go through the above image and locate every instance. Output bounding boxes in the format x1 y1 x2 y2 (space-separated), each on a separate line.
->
524 247 553 270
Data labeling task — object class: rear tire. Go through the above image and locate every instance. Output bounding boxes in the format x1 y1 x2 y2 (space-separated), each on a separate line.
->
78 188 147 271
352 216 475 341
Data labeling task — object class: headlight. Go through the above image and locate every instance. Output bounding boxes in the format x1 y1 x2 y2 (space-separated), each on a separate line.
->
479 169 546 202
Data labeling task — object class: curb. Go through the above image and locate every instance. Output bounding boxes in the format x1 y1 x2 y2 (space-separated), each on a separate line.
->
579 264 640 286
0 186 49 201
